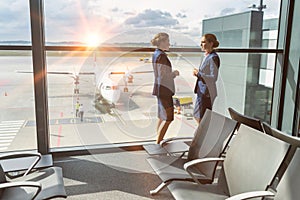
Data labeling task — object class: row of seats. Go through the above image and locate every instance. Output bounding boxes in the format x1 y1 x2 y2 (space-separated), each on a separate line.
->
0 153 66 199
144 108 300 200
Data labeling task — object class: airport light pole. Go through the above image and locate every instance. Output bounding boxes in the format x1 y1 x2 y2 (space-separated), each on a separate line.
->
248 0 266 11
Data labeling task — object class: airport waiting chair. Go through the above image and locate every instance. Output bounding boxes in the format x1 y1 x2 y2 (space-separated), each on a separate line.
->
228 107 264 132
0 152 67 200
143 136 192 157
166 124 290 200
143 107 263 157
147 109 238 195
262 122 300 147
262 122 300 187
143 109 235 157
226 140 300 200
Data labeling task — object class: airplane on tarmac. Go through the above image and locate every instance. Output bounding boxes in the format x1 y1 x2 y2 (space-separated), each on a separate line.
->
90 50 153 108
94 69 153 108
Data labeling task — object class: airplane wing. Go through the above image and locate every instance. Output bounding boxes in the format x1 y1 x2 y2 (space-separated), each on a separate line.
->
131 70 154 74
110 70 153 75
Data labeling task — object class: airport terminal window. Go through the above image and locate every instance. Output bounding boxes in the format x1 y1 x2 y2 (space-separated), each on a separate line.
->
43 0 281 48
5 0 299 153
280 0 300 135
46 50 200 148
0 1 31 43
0 1 36 153
214 53 274 122
45 50 276 148
40 0 285 149
0 51 37 152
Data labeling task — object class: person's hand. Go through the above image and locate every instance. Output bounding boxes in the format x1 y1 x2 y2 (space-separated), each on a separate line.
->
193 68 199 77
173 70 180 76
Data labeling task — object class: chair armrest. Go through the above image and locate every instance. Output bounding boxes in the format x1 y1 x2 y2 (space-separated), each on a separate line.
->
0 152 41 176
183 157 225 184
225 191 275 200
0 181 42 200
184 157 225 170
160 137 193 146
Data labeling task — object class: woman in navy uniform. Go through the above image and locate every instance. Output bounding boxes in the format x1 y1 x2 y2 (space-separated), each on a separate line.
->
151 32 179 144
193 33 220 124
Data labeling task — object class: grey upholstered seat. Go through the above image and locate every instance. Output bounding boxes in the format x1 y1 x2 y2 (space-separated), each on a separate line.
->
144 107 263 157
226 146 300 200
262 122 300 187
147 109 238 195
166 125 290 200
267 147 300 200
0 152 66 200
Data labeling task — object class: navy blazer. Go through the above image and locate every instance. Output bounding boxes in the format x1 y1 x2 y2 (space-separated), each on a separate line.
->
152 49 176 97
194 51 220 103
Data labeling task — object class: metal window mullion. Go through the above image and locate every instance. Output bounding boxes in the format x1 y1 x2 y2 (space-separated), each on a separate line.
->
277 0 295 130
29 0 49 154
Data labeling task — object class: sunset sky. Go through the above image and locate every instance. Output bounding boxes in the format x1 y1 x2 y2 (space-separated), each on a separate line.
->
0 0 281 45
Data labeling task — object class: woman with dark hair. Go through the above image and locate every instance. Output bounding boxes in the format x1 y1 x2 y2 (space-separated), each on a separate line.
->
151 32 180 144
193 33 220 124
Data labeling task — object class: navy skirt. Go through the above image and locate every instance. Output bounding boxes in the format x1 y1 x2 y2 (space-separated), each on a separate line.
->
193 93 212 119
157 96 174 121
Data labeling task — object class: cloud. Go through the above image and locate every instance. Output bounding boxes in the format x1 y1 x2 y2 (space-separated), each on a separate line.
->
176 13 187 19
124 9 178 28
220 8 236 16
0 0 282 43
0 1 31 40
111 7 119 12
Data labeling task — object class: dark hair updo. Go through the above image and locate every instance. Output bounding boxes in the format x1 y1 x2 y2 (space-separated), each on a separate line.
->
204 33 219 48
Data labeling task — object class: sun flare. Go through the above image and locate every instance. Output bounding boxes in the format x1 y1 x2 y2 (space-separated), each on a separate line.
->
85 34 101 47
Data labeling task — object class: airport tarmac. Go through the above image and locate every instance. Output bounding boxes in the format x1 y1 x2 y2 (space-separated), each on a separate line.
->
0 52 200 152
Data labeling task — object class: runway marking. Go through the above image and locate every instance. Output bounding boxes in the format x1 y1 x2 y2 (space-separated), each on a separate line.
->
0 130 18 133
25 117 103 126
1 120 25 124
0 120 25 150
0 140 14 143
0 129 20 132
57 125 62 147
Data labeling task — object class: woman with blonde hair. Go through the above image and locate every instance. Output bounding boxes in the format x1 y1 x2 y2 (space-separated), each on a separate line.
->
193 33 220 124
151 32 179 144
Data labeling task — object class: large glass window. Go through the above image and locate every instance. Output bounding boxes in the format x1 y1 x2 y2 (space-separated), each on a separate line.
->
270 0 300 135
0 1 36 153
0 51 37 152
46 50 198 147
281 0 300 135
0 1 31 43
214 52 274 123
41 0 283 148
45 50 276 148
43 0 281 47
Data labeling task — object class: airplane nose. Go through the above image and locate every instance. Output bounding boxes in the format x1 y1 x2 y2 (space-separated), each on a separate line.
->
111 90 121 104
